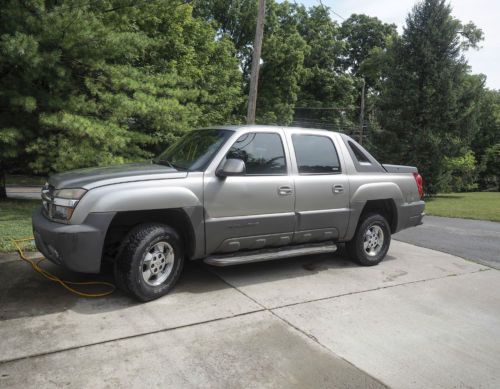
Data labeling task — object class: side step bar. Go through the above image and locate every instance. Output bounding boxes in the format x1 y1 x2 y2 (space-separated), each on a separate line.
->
204 242 337 267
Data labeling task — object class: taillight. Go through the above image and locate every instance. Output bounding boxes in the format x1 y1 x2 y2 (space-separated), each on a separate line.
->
413 172 424 199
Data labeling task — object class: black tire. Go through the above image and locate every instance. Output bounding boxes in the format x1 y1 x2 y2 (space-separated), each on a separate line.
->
114 223 184 302
346 213 391 266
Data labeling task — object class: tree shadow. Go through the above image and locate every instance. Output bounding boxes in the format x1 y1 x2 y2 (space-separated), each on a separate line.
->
0 246 388 321
0 259 217 320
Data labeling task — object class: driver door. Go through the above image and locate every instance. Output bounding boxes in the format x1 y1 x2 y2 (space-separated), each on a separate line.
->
204 130 295 254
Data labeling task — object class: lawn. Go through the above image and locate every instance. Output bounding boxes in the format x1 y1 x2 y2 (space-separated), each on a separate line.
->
0 199 40 252
425 192 500 222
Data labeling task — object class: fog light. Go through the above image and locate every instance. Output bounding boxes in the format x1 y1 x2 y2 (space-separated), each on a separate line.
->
52 205 74 221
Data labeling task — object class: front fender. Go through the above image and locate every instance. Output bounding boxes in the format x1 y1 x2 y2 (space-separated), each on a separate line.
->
71 182 202 225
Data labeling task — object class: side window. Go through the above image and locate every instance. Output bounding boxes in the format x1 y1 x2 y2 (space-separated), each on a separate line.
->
226 132 287 175
348 141 371 164
292 134 341 174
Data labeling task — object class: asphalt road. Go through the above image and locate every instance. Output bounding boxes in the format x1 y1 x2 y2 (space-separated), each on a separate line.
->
5 186 42 200
394 215 500 270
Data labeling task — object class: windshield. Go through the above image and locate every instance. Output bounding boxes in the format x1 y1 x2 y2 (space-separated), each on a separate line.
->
155 129 233 171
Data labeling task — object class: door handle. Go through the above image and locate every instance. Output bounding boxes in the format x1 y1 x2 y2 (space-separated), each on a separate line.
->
332 184 344 194
278 186 294 196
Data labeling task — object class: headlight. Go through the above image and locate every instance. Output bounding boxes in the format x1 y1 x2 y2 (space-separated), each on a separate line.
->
50 188 87 222
53 188 87 200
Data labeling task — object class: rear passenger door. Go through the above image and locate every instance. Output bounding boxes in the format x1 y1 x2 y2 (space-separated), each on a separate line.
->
287 132 350 243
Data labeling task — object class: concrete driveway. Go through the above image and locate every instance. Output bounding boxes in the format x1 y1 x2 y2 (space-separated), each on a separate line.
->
0 241 498 388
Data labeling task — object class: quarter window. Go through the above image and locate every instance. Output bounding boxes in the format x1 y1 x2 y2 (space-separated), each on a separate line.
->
292 134 341 174
226 132 287 175
348 141 371 164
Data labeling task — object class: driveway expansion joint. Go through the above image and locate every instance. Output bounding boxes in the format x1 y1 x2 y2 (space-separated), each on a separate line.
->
204 263 391 388
0 307 265 365
285 267 488 308
1 247 491 380
199 260 491 389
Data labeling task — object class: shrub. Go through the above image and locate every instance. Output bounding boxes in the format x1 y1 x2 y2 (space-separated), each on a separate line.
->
440 150 478 192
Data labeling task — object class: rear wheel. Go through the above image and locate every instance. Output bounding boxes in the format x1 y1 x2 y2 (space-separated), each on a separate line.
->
114 223 184 301
346 213 391 266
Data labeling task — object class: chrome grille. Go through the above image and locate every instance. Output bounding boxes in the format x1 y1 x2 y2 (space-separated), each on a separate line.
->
41 183 55 219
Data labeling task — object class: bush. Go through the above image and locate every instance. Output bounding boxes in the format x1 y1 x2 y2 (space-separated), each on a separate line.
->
480 143 500 190
440 150 478 192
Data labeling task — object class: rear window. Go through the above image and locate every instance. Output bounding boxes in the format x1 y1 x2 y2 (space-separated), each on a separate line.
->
292 134 341 174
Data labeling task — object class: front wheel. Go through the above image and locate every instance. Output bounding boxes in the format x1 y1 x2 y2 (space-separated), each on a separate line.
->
114 223 184 301
346 213 391 266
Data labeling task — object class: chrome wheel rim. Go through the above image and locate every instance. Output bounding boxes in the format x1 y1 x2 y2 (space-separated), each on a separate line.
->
363 224 384 257
141 241 175 286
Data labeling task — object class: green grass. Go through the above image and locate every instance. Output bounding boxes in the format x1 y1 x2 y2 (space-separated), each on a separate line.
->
0 199 40 252
425 192 500 222
6 174 46 186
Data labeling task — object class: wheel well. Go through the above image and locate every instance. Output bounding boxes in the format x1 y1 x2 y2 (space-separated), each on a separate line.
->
360 199 397 233
103 209 195 261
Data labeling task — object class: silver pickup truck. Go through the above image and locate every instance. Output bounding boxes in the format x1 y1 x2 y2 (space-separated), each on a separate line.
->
33 125 425 301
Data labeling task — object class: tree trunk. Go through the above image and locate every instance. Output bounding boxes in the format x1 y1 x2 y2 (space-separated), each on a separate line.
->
0 170 7 200
359 78 365 145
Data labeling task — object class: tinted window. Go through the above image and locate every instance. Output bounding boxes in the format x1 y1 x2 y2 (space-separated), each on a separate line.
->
226 132 286 175
292 135 341 174
348 141 371 163
156 129 233 171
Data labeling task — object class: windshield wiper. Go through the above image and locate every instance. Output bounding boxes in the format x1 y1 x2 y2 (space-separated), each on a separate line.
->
156 159 188 171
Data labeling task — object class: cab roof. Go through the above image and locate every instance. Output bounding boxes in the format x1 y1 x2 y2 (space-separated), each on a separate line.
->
201 125 340 136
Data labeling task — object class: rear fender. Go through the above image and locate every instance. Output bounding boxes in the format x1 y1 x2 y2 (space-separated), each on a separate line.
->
345 183 403 240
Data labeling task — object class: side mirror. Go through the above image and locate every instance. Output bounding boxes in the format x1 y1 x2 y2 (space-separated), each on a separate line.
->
216 158 246 178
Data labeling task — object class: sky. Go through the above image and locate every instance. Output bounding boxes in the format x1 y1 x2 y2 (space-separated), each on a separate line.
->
290 0 500 90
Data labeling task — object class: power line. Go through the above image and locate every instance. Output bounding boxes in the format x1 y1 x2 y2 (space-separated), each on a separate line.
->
317 0 345 21
294 107 351 110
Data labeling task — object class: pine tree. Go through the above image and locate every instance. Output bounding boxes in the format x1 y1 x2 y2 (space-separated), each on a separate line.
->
376 0 484 194
0 0 242 190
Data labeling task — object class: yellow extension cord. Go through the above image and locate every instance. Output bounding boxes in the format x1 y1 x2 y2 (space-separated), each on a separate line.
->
12 237 115 298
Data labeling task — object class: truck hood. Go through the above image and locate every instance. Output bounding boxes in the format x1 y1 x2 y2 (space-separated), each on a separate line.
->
48 163 188 190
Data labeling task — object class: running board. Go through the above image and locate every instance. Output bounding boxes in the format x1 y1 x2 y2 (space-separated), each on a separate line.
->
204 242 337 267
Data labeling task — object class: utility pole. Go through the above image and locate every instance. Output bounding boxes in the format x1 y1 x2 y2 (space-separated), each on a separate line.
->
359 78 365 145
247 0 266 124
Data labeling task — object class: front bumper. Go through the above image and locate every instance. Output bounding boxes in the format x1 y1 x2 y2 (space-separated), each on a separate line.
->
32 208 115 273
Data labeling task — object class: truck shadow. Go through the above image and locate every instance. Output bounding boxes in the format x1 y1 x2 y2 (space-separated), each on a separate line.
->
204 245 397 289
0 248 396 321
